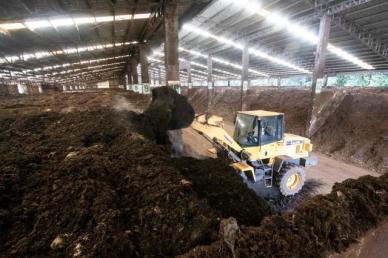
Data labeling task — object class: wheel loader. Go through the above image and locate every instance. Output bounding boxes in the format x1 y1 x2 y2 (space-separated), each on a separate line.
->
191 111 317 196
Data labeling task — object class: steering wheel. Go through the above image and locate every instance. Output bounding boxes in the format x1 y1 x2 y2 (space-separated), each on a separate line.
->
247 131 256 144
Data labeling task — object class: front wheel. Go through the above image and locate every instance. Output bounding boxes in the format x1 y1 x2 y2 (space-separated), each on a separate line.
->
277 164 306 196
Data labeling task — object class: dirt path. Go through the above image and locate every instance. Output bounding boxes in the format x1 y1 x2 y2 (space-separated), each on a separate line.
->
306 155 379 194
181 121 378 196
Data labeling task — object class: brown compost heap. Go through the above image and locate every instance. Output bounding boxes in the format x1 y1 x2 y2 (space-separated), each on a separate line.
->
0 89 270 257
0 88 387 258
180 173 388 258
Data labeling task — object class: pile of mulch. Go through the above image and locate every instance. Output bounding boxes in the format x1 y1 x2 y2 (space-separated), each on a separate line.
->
0 109 219 257
174 158 271 226
2 90 387 257
180 173 388 258
312 90 388 173
0 101 269 257
0 90 151 118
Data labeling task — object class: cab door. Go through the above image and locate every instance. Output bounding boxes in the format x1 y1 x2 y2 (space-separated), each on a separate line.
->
258 115 284 159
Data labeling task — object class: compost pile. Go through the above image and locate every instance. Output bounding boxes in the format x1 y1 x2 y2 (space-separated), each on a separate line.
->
0 89 270 257
180 173 388 258
0 90 150 118
174 158 271 226
1 89 388 258
312 89 388 173
0 108 219 257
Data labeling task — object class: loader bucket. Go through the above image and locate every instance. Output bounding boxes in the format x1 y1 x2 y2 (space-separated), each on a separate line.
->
143 86 195 131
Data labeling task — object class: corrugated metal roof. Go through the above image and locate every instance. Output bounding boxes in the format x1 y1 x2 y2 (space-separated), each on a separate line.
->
179 0 388 77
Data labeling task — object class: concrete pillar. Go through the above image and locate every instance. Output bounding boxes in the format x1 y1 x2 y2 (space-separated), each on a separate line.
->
277 77 281 87
158 67 162 86
323 74 328 88
127 65 133 90
241 43 249 110
307 14 331 137
140 44 150 84
207 54 213 111
164 1 180 90
207 55 213 83
188 62 192 87
130 56 139 84
186 62 192 96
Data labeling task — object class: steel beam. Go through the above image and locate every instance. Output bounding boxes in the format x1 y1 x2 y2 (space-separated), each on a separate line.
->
314 0 373 15
122 0 138 55
304 0 388 60
299 0 374 23
336 16 388 60
139 3 163 42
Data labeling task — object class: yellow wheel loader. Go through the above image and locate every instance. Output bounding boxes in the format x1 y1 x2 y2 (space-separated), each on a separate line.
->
191 111 317 196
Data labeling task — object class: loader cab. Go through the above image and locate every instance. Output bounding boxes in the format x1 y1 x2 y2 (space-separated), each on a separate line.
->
233 111 284 147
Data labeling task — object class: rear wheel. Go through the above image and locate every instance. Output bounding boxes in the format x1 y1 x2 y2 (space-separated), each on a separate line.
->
277 163 305 196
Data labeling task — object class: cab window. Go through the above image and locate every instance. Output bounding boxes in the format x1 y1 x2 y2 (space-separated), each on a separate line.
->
233 114 259 147
259 115 283 145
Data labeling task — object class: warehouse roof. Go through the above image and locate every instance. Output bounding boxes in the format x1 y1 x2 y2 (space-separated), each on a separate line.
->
177 0 388 78
1 0 388 83
0 0 209 83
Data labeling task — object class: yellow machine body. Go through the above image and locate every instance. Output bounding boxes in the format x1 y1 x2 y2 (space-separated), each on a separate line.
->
191 111 312 163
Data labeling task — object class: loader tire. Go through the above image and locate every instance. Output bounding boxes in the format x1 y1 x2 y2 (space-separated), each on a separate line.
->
277 163 305 196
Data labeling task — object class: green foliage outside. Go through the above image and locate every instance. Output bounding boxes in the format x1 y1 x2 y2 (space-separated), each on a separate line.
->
182 73 388 88
330 74 388 87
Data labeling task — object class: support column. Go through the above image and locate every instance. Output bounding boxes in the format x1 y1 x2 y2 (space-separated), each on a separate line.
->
164 1 180 91
241 43 249 111
322 74 328 88
130 57 139 84
277 77 281 87
127 65 133 90
306 14 331 137
119 74 126 90
207 54 213 111
140 44 150 94
130 56 139 92
187 62 192 96
158 67 162 86
151 70 155 86
188 62 192 87
140 45 150 84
